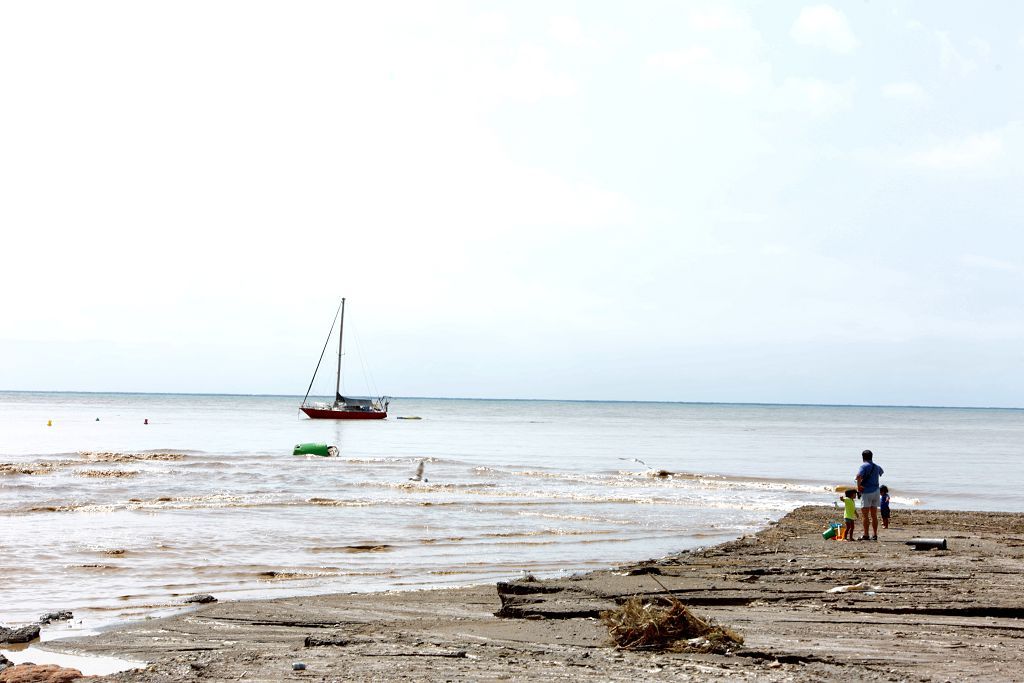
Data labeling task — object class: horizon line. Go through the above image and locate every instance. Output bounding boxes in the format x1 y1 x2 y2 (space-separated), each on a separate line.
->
1 388 1021 412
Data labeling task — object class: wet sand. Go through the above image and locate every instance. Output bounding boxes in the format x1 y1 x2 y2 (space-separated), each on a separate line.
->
41 506 1024 681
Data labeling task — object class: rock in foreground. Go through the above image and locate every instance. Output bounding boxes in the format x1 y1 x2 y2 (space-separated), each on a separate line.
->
0 663 84 683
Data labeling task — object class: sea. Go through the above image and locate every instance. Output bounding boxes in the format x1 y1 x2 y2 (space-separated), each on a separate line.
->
2 391 1023 635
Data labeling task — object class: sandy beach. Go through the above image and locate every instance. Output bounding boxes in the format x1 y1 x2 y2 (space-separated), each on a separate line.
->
9 506 1018 682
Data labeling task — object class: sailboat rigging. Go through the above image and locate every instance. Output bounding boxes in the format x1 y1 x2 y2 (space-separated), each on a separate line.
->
299 298 389 420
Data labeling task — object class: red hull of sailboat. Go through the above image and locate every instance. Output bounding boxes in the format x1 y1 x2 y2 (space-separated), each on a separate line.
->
301 407 387 420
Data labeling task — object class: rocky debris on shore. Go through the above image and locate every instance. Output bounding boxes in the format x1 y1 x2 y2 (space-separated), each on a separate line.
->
37 612 72 625
0 663 85 683
0 654 10 671
0 625 40 644
182 594 216 604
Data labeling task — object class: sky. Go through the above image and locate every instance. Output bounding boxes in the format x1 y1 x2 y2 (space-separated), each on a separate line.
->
2 1 1023 407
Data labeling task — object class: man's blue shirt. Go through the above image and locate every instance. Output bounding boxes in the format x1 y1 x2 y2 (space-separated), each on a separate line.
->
857 462 883 494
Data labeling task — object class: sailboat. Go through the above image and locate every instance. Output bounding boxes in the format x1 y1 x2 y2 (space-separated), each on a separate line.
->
299 298 389 420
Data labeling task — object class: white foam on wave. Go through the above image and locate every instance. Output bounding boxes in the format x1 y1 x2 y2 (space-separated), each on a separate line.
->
358 480 498 492
343 456 447 465
475 463 839 499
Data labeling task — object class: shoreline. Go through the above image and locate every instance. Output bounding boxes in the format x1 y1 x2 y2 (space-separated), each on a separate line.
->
22 506 1024 681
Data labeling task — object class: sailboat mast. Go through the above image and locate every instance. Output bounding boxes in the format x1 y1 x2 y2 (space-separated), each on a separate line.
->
335 297 346 400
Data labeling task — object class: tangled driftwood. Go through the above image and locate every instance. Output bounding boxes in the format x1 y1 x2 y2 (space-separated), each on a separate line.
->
600 597 743 653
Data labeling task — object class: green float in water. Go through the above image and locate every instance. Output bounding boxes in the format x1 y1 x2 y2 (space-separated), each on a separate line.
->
293 443 338 457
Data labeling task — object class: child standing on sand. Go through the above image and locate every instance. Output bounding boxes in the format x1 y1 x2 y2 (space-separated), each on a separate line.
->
880 485 891 529
841 489 858 541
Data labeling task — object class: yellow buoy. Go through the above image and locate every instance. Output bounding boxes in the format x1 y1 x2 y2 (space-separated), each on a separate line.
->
47 419 52 427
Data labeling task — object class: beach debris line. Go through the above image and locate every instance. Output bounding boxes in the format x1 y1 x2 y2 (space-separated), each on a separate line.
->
600 596 743 653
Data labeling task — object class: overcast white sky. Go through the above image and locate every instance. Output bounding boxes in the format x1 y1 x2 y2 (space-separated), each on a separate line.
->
2 1 1023 406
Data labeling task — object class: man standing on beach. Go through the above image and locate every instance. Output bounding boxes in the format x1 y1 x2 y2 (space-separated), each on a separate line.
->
856 449 884 541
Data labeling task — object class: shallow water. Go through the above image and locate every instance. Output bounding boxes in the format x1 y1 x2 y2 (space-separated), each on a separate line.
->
1 392 1022 629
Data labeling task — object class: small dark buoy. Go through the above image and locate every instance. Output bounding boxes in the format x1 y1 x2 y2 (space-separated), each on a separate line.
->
144 418 149 425
96 417 100 421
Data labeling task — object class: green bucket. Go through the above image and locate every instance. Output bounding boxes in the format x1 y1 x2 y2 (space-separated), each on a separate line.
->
293 442 336 457
822 525 838 540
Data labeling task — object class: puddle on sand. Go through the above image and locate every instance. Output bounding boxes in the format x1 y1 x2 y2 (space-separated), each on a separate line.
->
0 645 144 676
